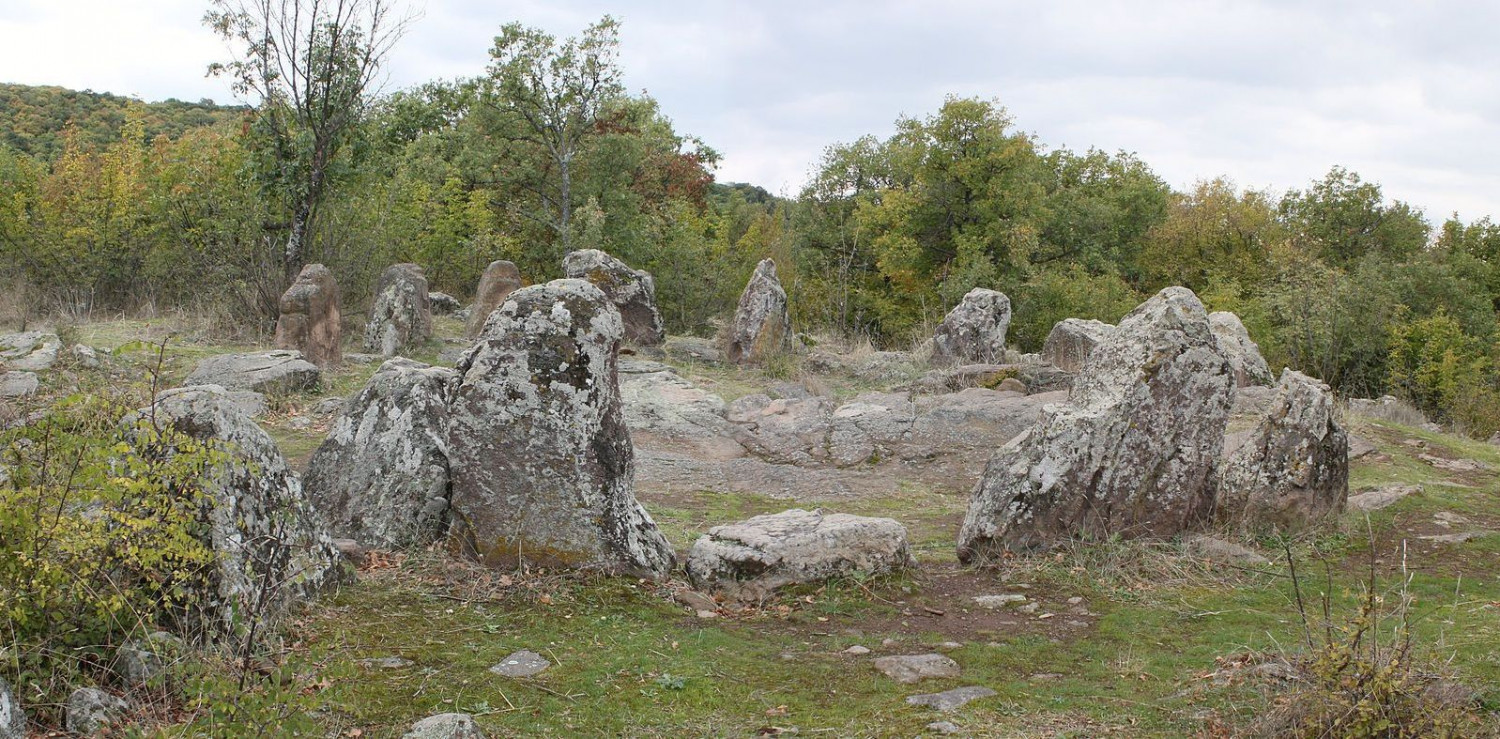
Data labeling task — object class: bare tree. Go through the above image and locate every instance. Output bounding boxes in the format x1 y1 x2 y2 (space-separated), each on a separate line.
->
205 0 413 285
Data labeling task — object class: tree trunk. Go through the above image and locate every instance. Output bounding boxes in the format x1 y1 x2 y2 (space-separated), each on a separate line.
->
559 150 573 251
285 204 310 283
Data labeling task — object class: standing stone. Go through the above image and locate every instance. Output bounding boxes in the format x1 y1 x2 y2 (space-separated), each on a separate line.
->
364 263 433 357
562 249 666 346
1041 318 1114 373
1209 311 1273 387
274 263 342 368
446 279 674 577
304 358 459 549
128 386 347 635
958 287 1234 560
466 260 523 338
1218 370 1349 531
0 675 23 739
724 258 791 364
932 288 1011 365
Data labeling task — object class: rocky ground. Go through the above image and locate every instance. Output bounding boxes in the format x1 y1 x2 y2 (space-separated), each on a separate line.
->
5 314 1500 737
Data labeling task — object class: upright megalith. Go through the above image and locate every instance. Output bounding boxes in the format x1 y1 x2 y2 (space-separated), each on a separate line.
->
274 263 342 368
304 358 459 549
958 287 1234 560
1209 311 1273 387
562 249 665 346
127 386 347 633
446 279 675 577
1041 318 1114 373
932 288 1011 365
1218 370 1348 531
466 260 523 338
364 263 432 357
724 258 791 364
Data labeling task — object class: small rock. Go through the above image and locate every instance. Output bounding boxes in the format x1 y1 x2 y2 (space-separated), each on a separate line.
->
1017 602 1040 614
843 645 871 656
1347 434 1377 460
1347 484 1419 512
489 650 550 678
972 594 1026 609
66 688 129 735
995 377 1027 394
358 656 414 670
674 589 718 613
906 686 997 712
1420 531 1495 544
881 638 899 647
116 631 184 685
288 416 312 430
0 371 38 398
0 331 60 371
686 509 912 598
429 291 461 315
332 538 368 566
1419 454 1489 472
695 610 718 619
872 654 961 684
1066 596 1083 605
68 344 101 368
1030 673 1063 681
1183 535 1270 566
926 720 963 735
403 712 489 739
312 397 345 416
184 351 321 394
936 641 964 651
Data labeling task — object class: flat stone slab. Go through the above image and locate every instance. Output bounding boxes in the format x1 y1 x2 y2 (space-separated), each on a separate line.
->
403 712 488 739
0 371 38 398
0 331 60 371
489 650 550 678
872 653 961 684
972 594 1026 608
1348 484 1419 512
358 656 414 669
184 351 320 394
906 686 997 712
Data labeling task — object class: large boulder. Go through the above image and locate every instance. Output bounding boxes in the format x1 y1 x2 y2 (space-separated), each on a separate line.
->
1209 311 1273 387
1217 370 1348 531
957 287 1234 560
465 260 523 338
364 263 433 356
446 279 674 577
0 331 60 371
932 288 1011 365
274 263 342 368
184 350 320 394
304 359 459 549
724 259 791 364
128 385 347 634
686 509 912 598
1041 319 1114 374
0 675 23 739
562 249 665 346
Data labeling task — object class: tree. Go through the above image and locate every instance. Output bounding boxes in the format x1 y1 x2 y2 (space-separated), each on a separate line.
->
480 16 624 252
205 0 411 284
1279 166 1429 267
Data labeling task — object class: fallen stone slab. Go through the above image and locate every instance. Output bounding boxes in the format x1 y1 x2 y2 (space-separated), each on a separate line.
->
872 653 961 684
489 650 550 678
0 371 38 398
403 712 489 739
0 331 60 371
184 350 320 394
906 686 997 712
972 594 1027 609
686 509 912 598
1347 485 1420 512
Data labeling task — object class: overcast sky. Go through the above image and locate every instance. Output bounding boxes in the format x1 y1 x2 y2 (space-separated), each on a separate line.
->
3 0 1498 222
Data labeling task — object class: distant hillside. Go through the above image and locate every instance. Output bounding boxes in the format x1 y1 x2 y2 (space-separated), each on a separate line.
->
0 83 246 160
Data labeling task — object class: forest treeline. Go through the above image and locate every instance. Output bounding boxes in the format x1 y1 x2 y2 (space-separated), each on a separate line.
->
3 16 1500 436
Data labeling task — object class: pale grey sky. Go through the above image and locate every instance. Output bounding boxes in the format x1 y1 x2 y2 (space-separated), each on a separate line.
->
3 0 1498 222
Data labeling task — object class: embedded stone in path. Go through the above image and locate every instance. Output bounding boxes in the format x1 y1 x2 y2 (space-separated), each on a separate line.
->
1347 484 1419 512
184 350 320 394
403 713 489 739
872 654 962 684
466 260 523 338
563 249 665 346
685 509 912 598
274 263 342 368
489 650 550 678
906 686 998 712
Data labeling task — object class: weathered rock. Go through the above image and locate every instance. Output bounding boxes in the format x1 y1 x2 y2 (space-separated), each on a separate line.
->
358 656 414 670
724 258 791 364
907 686 997 712
933 288 1011 365
429 291 461 315
0 371 38 398
727 394 833 466
68 344 102 368
972 594 1027 608
958 287 1234 560
828 392 916 466
1347 484 1419 512
907 389 1060 461
662 335 723 364
1346 395 1429 427
851 351 919 382
1041 318 1114 374
927 721 963 735
447 279 674 577
65 688 128 735
304 358 459 549
1183 534 1270 566
0 331 60 371
274 263 342 368
872 654 961 683
686 509 912 597
0 675 23 739
128 386 347 634
1217 370 1348 532
115 631 185 686
466 260 523 338
563 249 665 346
184 350 320 394
404 713 489 739
619 367 742 459
1209 311 1273 387
364 263 433 356
488 650 550 677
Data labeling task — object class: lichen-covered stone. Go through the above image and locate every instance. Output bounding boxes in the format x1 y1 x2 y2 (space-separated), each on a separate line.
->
429 291 461 315
563 249 665 346
128 386 347 635
0 675 23 739
274 263 342 368
724 259 791 364
184 351 320 394
0 331 60 371
1041 318 1114 374
364 263 433 356
304 358 459 549
619 365 743 459
447 279 674 577
0 371 38 398
932 288 1011 365
466 260 523 338
65 688 128 735
958 287 1234 560
404 713 489 739
686 509 912 598
1217 370 1348 531
115 631 185 686
1209 311 1273 387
